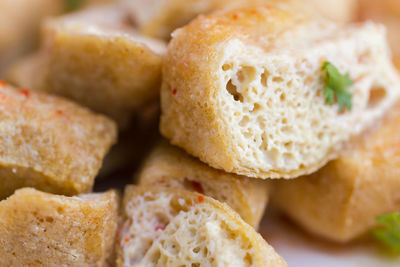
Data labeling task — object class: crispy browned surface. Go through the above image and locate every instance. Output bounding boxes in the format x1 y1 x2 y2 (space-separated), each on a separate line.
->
136 140 269 228
7 5 166 129
273 101 400 242
0 83 117 199
0 188 119 266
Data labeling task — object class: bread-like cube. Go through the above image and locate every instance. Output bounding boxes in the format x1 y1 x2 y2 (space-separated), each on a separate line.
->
116 185 288 267
8 4 166 128
358 0 400 68
272 101 400 242
0 83 117 199
160 3 400 179
0 188 119 266
123 0 357 40
136 140 269 228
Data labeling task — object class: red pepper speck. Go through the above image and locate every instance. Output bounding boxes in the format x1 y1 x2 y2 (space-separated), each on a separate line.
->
158 178 166 184
0 80 6 87
124 238 130 243
19 89 30 98
198 195 204 202
190 181 204 194
232 14 238 19
154 225 165 231
172 88 177 95
56 110 63 115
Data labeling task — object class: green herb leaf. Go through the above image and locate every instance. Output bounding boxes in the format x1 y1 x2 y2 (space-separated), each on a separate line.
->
372 212 400 252
321 61 354 112
65 0 85 12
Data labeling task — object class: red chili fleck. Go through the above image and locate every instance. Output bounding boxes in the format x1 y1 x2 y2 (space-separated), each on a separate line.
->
124 238 130 243
190 181 204 194
172 88 177 95
158 178 166 184
19 89 30 98
154 225 165 231
232 14 238 19
198 195 204 202
0 80 6 87
0 93 6 101
56 110 63 115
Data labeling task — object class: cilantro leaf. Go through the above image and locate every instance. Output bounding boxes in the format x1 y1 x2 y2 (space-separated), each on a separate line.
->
65 0 85 12
321 61 354 112
372 212 400 252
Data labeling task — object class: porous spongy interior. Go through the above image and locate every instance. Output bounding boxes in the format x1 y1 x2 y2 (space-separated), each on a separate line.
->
216 23 397 176
143 205 254 267
120 191 176 266
120 191 256 267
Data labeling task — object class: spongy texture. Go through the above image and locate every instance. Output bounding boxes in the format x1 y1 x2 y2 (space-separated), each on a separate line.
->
0 83 117 199
272 101 400 242
9 4 166 128
116 186 287 267
0 188 119 266
160 3 400 179
136 140 269 228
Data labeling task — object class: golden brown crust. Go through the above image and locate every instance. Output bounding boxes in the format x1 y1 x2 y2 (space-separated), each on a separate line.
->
0 83 117 199
136 140 269 228
0 188 119 266
7 5 166 129
160 2 400 179
273 101 400 242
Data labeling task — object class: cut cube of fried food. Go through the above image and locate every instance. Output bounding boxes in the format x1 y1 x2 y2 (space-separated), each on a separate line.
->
116 185 288 267
0 83 117 199
272 101 400 242
7 4 166 129
136 140 269 228
0 188 119 266
160 3 400 179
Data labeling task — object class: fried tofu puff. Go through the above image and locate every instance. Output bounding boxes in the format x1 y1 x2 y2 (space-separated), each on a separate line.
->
116 186 288 267
0 83 117 199
7 4 166 129
273 101 400 242
136 140 269 228
160 2 400 179
0 188 119 267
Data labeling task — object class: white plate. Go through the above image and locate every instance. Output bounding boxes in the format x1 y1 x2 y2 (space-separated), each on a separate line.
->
260 210 400 267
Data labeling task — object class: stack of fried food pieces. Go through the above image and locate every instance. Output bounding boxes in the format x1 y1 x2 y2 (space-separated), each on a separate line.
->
0 0 400 266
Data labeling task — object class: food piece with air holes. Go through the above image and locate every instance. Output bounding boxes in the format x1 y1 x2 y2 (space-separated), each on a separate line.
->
0 83 117 199
160 3 400 179
358 0 400 68
116 185 288 267
123 0 356 40
7 4 166 129
136 140 269 228
0 188 119 266
272 101 400 242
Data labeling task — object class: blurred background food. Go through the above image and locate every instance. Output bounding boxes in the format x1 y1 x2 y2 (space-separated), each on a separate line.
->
0 0 400 266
